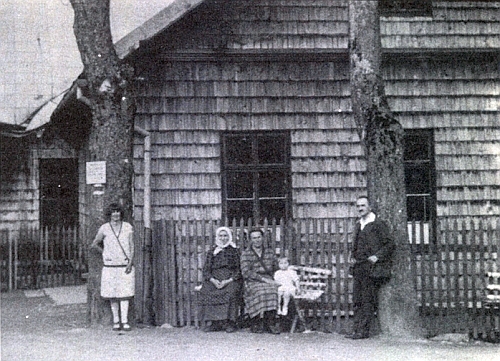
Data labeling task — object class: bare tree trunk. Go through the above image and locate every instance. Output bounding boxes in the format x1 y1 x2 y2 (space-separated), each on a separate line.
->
349 0 421 337
70 0 135 326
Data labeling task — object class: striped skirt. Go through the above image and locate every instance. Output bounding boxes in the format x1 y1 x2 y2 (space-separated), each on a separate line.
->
244 281 279 318
101 265 135 299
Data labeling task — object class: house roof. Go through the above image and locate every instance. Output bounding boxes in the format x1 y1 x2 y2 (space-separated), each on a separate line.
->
1 0 179 137
7 0 500 136
45 0 205 141
115 0 206 59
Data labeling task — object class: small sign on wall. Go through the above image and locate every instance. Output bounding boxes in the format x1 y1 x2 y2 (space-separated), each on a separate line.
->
86 161 106 185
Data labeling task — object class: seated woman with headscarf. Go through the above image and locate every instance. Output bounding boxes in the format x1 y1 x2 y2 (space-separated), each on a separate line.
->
240 228 281 334
198 227 242 332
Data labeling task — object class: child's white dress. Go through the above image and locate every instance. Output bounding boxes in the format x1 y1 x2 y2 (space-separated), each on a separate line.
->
274 268 299 295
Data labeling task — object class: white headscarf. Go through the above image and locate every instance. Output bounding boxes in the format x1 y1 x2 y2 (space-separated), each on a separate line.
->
214 226 236 255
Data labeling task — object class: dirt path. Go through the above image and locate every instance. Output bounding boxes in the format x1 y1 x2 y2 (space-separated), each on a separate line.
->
2 291 499 361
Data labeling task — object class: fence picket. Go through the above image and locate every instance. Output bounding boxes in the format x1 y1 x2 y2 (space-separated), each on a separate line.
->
168 220 176 326
326 219 334 330
8 233 13 290
453 220 460 313
341 217 351 331
435 220 445 333
1 225 85 291
3 217 499 337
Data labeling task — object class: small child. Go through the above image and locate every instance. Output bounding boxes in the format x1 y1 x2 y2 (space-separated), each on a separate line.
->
274 257 300 316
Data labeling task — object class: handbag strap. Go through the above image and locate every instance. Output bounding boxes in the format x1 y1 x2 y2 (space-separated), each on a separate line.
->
253 248 273 277
109 222 130 261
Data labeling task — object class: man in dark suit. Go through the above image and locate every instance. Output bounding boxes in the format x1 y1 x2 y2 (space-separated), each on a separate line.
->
346 196 395 339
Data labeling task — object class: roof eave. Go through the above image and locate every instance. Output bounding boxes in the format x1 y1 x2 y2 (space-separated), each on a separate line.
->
114 0 206 59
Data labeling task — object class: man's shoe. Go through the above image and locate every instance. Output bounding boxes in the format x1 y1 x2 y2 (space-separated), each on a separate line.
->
112 323 121 331
225 321 237 333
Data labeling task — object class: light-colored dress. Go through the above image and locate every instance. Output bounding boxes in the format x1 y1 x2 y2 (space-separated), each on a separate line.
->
274 268 299 295
98 222 135 299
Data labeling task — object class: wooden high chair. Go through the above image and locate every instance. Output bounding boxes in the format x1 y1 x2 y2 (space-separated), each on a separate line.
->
289 265 332 333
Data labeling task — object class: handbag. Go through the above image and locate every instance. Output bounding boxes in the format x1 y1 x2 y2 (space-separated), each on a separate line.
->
369 262 391 280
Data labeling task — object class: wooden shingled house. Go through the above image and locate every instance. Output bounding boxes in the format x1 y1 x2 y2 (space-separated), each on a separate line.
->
3 0 500 333
105 0 500 230
107 0 498 330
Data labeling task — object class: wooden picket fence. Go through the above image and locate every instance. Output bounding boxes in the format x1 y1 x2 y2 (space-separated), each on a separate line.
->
411 218 499 339
0 226 87 291
142 217 499 338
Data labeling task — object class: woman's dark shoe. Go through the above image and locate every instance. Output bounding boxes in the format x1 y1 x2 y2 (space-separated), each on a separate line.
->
203 324 218 332
250 319 265 333
204 321 224 332
268 321 281 335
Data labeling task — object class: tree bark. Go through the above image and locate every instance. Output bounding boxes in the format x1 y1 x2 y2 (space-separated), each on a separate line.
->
70 0 135 326
349 0 421 337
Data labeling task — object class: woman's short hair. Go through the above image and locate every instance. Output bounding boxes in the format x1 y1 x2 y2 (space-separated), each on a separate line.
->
106 203 124 218
248 228 264 236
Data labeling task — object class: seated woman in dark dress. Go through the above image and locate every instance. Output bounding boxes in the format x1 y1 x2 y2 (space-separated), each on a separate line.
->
198 227 242 332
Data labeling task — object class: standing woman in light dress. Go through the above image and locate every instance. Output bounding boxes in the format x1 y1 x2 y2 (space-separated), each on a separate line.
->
91 203 135 331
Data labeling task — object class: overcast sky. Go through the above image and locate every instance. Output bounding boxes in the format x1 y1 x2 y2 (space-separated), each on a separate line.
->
110 0 175 41
1 0 175 125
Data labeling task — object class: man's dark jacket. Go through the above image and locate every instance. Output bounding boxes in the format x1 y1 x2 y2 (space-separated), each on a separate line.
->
352 216 395 280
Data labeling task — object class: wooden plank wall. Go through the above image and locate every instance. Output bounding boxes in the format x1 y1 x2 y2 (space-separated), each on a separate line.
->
132 0 499 223
0 137 37 231
382 1 500 50
384 55 500 221
158 0 349 52
0 135 77 232
133 59 359 221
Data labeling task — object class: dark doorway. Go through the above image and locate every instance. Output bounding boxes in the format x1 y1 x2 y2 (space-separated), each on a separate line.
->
39 158 78 227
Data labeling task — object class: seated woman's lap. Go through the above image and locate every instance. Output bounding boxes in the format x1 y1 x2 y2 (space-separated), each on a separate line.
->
244 282 278 318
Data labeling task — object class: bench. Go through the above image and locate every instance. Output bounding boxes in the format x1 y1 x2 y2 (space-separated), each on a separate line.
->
289 265 332 333
484 272 500 307
484 271 500 341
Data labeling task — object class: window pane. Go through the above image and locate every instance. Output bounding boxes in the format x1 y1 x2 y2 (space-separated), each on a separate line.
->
260 199 286 221
407 195 431 222
226 136 252 165
404 135 430 161
259 170 287 198
257 135 286 164
227 200 253 221
222 131 290 222
405 164 431 194
227 171 253 198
